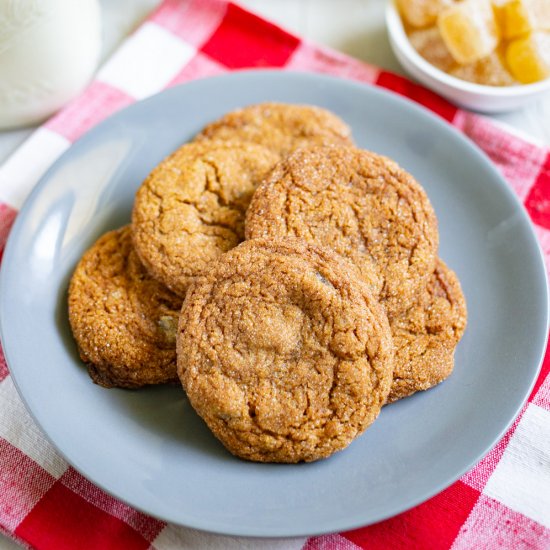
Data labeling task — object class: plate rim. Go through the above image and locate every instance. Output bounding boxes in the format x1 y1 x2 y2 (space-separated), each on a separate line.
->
1 69 548 538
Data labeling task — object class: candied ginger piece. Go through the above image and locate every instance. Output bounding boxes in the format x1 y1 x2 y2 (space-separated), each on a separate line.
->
449 51 516 85
408 27 456 71
506 31 550 83
492 0 512 30
438 0 499 64
501 0 550 38
398 0 453 28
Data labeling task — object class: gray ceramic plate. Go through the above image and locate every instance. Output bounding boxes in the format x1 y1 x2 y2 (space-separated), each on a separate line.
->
1 71 548 538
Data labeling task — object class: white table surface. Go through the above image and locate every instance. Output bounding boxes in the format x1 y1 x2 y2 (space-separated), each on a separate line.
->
0 1 549 548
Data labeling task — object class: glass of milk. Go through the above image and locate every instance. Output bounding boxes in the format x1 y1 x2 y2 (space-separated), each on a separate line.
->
0 0 101 129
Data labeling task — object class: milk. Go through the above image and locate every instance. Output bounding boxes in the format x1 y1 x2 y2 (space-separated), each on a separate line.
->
0 0 101 129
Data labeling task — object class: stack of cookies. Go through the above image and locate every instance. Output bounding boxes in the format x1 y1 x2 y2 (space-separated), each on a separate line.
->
69 103 466 463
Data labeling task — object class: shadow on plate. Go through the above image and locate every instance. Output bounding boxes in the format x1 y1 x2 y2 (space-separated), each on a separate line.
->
55 277 231 461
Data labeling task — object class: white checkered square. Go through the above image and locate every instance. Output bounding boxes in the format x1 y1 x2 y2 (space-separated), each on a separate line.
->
483 404 550 528
0 128 70 209
305 534 362 549
0 376 67 479
98 22 196 100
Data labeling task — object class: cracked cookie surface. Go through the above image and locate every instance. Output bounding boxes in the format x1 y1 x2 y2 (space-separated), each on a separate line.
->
132 141 279 297
388 260 467 403
245 145 439 316
194 102 354 157
177 238 394 463
68 226 182 388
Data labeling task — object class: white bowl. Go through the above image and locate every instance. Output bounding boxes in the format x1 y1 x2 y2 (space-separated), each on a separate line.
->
385 1 550 113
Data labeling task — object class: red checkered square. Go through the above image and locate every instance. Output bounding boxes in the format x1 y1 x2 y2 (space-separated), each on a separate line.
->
452 495 550 549
286 42 379 84
150 0 227 48
0 202 17 264
0 346 8 383
201 3 300 69
0 439 57 532
376 71 457 122
341 481 480 550
529 332 550 404
15 480 151 550
169 52 227 87
60 468 164 543
525 154 550 230
534 225 550 275
454 112 549 201
46 82 134 143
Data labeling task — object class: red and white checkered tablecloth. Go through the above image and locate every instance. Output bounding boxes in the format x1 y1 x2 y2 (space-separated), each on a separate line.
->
0 1 549 548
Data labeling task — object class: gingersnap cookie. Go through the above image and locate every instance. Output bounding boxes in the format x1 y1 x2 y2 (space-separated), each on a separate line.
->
68 226 182 388
132 141 279 297
194 102 353 157
387 260 467 403
177 238 394 463
245 145 439 316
